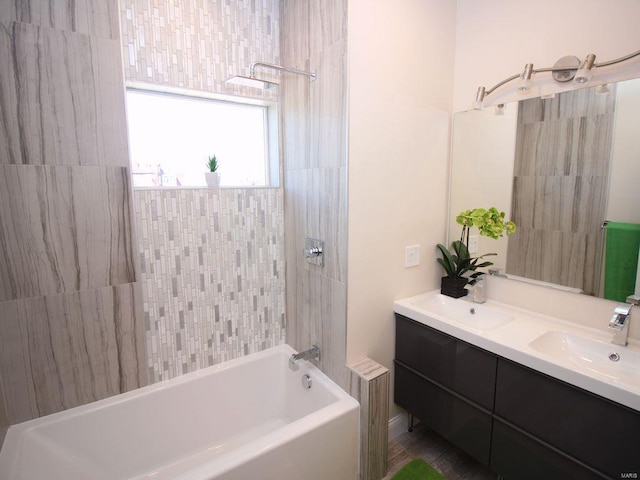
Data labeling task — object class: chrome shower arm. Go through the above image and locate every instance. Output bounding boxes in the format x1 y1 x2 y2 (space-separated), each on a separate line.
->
249 62 316 80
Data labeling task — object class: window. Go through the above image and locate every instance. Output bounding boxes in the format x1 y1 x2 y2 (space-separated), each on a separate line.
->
125 86 278 188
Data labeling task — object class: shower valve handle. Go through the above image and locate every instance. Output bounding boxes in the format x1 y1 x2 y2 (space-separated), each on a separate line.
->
305 246 322 258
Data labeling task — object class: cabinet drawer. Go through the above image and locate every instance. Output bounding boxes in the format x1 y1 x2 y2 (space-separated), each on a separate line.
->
495 358 640 478
491 419 607 480
395 314 496 409
394 361 492 466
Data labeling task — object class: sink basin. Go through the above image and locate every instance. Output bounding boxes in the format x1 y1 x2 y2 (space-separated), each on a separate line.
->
411 293 514 332
529 330 640 382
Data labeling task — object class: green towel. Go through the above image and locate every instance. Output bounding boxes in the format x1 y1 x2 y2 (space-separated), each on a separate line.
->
391 458 446 480
604 222 640 302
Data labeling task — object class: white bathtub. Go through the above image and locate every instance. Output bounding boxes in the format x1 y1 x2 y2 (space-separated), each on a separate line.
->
0 345 359 480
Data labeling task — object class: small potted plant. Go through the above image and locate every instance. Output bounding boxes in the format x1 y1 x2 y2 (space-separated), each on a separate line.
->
205 155 220 188
437 207 516 298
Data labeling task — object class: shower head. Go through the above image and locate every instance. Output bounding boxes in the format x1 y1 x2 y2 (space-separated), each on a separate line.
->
225 75 279 90
226 62 316 90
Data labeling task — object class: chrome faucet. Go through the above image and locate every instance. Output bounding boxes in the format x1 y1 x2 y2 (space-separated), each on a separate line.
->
471 274 486 304
609 303 632 346
289 345 321 371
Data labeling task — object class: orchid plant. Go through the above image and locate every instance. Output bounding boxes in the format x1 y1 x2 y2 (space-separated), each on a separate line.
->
437 207 516 280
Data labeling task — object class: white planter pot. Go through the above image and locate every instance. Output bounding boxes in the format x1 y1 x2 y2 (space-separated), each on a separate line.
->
205 171 220 188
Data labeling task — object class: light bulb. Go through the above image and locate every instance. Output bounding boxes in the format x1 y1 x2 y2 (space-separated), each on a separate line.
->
517 64 534 94
472 86 486 110
574 54 596 84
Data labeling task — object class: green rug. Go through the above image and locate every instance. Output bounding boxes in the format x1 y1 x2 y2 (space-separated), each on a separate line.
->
391 458 446 480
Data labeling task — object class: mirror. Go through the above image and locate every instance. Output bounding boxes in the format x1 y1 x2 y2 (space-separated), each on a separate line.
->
450 77 640 299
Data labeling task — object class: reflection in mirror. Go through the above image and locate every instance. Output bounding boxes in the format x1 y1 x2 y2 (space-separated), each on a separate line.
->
450 78 640 299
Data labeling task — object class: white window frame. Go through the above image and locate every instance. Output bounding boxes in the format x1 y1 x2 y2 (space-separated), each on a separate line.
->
125 81 279 188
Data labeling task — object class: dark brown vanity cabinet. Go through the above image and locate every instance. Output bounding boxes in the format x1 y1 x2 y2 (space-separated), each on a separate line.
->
494 358 640 480
394 314 496 465
394 314 640 480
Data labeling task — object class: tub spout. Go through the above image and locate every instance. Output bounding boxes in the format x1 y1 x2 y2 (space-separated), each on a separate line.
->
289 345 321 371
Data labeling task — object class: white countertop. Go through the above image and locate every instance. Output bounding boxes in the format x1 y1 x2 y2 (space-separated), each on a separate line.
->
394 290 640 412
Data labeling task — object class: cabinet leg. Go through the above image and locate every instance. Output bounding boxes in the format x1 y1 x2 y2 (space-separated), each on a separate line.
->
407 413 414 432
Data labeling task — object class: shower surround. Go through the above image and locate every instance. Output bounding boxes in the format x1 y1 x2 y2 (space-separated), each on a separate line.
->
0 0 147 439
120 0 285 381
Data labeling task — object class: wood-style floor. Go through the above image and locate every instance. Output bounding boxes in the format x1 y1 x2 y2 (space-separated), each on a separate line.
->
383 422 498 480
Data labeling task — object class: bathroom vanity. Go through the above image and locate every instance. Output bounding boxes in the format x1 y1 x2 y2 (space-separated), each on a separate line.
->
394 291 640 480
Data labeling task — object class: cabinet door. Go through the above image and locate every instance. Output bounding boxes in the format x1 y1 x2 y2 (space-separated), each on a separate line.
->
491 419 608 480
495 358 640 478
395 314 496 409
394 361 492 466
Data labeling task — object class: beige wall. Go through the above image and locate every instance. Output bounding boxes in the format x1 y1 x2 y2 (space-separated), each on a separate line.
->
607 78 640 223
346 0 457 416
449 106 518 270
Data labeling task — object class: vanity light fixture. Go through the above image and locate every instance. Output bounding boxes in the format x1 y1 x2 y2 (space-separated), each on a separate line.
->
226 61 316 90
518 63 534 94
472 48 640 109
574 54 596 84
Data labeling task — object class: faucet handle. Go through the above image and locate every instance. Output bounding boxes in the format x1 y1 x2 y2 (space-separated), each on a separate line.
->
610 314 627 329
626 294 640 306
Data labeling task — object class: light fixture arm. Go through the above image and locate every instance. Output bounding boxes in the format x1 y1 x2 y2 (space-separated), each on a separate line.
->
249 62 316 80
595 49 640 68
475 48 640 106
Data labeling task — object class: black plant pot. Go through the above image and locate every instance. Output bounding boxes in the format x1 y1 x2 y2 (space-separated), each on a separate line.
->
440 276 468 298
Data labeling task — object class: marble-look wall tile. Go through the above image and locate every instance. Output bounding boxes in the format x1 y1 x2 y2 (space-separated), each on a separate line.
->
290 267 348 388
281 69 311 170
134 189 286 382
349 358 390 480
0 165 136 302
280 0 309 68
0 0 145 429
309 0 347 57
119 0 279 101
514 116 613 177
284 167 347 284
518 85 616 124
311 167 347 282
507 229 602 295
512 175 607 233
310 40 347 170
281 0 349 390
0 21 129 167
508 88 613 295
0 0 119 38
0 283 146 423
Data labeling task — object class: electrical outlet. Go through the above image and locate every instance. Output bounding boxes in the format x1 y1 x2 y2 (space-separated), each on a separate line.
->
468 235 479 254
405 245 420 268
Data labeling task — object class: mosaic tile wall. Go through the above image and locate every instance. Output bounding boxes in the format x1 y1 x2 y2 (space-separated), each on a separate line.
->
120 0 285 382
119 0 279 101
134 189 286 382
